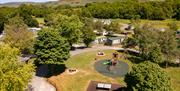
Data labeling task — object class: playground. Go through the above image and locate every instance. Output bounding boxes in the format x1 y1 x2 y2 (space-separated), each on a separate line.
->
94 52 129 78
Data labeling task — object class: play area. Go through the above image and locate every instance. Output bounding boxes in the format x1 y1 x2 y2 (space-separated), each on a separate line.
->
94 52 129 77
94 59 129 78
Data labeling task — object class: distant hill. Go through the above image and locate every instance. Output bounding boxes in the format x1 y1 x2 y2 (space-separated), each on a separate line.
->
0 1 59 7
0 0 125 7
0 0 164 7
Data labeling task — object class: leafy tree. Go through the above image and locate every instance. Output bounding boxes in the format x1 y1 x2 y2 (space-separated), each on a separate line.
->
0 44 34 91
81 18 96 47
104 21 122 34
0 7 16 34
34 28 70 64
4 16 35 54
133 23 158 57
158 29 178 68
123 37 137 48
125 61 172 91
18 4 38 27
82 28 96 47
147 45 164 64
44 14 54 26
31 5 53 17
23 15 39 27
53 14 84 46
168 22 178 31
93 20 104 32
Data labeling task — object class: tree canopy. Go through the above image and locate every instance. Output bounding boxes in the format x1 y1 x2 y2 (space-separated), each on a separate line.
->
34 28 70 64
4 16 35 54
18 4 39 27
51 14 84 46
125 61 172 91
0 44 34 91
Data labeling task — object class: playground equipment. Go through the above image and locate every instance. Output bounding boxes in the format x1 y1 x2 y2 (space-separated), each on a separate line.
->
94 52 129 77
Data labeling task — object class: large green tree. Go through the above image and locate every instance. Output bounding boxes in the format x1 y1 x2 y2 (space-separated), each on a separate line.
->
0 44 34 91
34 28 70 64
158 29 178 68
4 16 35 54
125 61 172 91
82 28 96 47
81 17 96 47
133 23 158 57
52 14 84 46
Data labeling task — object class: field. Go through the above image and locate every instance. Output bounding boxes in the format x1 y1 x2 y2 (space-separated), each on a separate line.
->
166 67 180 91
47 50 180 91
113 19 180 29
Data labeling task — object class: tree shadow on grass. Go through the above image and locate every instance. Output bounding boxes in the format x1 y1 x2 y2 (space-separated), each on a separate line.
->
126 55 144 64
36 64 67 78
159 62 180 68
117 50 143 64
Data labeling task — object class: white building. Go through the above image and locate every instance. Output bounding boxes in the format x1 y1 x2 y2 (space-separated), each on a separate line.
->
94 36 107 44
93 30 109 36
28 28 41 32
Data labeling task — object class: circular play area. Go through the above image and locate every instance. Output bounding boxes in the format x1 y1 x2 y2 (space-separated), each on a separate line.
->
94 59 129 78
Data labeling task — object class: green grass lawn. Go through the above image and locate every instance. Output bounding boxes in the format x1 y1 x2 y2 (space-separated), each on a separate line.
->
115 19 180 29
166 67 180 91
35 18 45 24
48 50 180 91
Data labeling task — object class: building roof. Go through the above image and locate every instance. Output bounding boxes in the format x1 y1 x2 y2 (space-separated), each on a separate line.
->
96 36 106 39
87 81 123 91
112 34 126 37
108 37 122 41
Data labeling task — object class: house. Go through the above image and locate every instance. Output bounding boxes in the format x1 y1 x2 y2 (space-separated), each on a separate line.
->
106 36 125 46
93 36 107 44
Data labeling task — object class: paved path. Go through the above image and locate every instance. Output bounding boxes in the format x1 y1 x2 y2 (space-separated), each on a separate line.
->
70 45 139 56
31 76 56 91
30 65 56 91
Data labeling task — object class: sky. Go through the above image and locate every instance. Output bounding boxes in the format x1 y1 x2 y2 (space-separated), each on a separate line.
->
0 0 58 4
